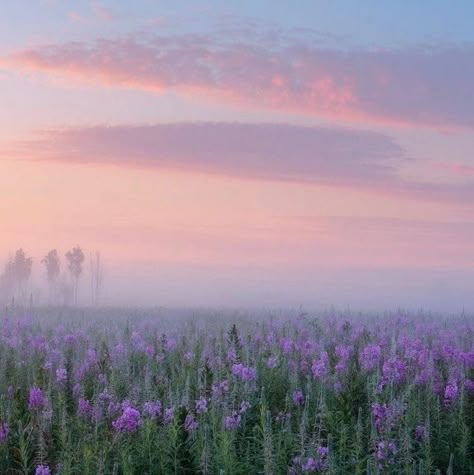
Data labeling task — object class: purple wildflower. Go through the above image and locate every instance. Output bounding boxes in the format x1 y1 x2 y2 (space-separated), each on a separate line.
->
163 407 175 424
415 425 426 442
375 440 397 467
226 349 237 363
266 356 278 369
292 390 304 407
382 357 406 384
55 368 67 384
231 363 256 381
302 457 318 472
112 406 142 433
212 379 229 399
184 413 198 432
78 398 92 418
224 413 241 430
35 465 51 475
280 337 293 354
28 387 45 411
311 352 328 379
360 344 382 370
0 422 9 443
465 378 474 394
144 401 162 420
195 396 208 414
444 381 459 403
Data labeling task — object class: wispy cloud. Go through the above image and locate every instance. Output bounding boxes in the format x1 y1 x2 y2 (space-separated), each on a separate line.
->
67 3 116 24
7 121 474 204
435 162 474 177
11 122 402 183
4 31 474 129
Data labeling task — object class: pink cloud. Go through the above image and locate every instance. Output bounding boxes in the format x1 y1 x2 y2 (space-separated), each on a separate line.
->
7 122 474 204
68 11 87 23
67 4 115 24
435 162 474 177
5 33 474 129
92 3 115 22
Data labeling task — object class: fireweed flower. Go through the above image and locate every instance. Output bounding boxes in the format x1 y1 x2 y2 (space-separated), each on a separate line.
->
163 407 175 424
239 400 251 414
302 457 317 472
231 364 257 382
226 349 237 363
143 401 162 420
266 356 278 369
292 390 305 407
29 387 45 411
98 389 113 406
212 380 229 399
231 363 243 376
164 337 177 352
112 406 142 433
360 344 382 370
311 351 328 379
382 357 406 385
78 398 92 418
299 447 328 473
55 368 67 384
241 366 256 382
465 379 474 394
0 422 9 443
280 337 293 354
184 414 198 432
444 381 459 404
195 396 208 414
335 345 351 373
372 403 390 433
375 440 397 467
35 465 51 475
224 413 241 430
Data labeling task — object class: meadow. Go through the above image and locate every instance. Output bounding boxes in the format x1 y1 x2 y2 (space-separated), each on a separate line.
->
0 308 472 474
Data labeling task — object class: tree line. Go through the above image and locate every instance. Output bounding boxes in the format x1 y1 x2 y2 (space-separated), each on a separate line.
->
0 247 104 307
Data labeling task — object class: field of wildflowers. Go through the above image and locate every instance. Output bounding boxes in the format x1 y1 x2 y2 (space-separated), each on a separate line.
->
0 308 472 474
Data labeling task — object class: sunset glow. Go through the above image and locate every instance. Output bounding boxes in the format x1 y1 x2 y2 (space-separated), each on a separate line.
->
1 1 473 309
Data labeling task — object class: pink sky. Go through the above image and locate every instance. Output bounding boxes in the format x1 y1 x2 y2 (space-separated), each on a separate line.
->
1 2 473 310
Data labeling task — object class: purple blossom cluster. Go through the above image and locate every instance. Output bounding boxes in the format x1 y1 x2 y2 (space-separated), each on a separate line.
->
143 400 162 420
184 413 198 432
35 465 51 475
290 447 329 473
231 363 257 382
28 387 45 411
0 422 9 443
112 405 142 433
0 310 472 473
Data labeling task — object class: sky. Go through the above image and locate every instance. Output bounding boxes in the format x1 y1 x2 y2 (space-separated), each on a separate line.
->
0 1 473 310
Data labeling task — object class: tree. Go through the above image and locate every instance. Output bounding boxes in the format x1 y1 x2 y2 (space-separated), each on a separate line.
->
13 249 33 296
90 251 104 306
0 258 15 305
42 249 60 305
0 249 33 305
65 246 85 306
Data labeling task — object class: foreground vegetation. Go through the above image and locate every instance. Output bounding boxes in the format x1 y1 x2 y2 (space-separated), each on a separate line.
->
0 308 472 474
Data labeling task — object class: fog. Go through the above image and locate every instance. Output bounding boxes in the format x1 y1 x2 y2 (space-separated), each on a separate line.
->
2 253 473 313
